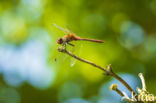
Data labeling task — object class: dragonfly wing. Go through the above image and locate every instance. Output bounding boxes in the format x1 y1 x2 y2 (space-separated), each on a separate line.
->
53 23 69 34
70 43 83 67
50 47 68 65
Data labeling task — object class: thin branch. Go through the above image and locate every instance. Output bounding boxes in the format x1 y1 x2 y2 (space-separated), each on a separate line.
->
110 84 125 97
58 47 136 95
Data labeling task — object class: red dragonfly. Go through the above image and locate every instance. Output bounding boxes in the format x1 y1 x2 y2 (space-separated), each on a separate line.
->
53 24 104 47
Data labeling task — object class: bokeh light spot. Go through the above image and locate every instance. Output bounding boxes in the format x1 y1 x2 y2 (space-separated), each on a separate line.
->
120 21 145 49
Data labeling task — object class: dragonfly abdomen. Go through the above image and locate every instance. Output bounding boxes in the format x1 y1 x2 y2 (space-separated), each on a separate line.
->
78 38 104 43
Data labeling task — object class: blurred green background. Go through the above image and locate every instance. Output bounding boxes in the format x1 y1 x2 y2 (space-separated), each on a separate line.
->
0 0 156 103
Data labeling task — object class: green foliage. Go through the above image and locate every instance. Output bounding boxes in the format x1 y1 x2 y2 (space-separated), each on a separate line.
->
0 0 156 103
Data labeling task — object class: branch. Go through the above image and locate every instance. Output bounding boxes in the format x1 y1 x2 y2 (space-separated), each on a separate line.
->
58 47 136 96
110 84 125 97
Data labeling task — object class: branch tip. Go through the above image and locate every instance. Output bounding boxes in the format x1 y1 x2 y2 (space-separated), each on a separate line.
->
110 84 118 91
138 73 146 91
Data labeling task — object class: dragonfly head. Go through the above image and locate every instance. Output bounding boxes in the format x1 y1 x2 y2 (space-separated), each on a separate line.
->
57 37 63 44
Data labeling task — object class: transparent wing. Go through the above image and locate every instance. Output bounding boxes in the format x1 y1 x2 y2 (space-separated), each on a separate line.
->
69 42 83 67
65 24 74 34
53 23 69 34
48 46 68 66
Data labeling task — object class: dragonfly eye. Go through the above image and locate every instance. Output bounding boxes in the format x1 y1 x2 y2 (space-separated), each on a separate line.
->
57 38 63 44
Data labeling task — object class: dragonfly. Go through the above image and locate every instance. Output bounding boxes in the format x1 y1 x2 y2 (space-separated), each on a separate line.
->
53 24 104 67
53 24 104 49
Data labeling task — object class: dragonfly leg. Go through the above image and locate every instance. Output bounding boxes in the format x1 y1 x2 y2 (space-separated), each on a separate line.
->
67 42 75 53
62 43 67 49
67 42 75 47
